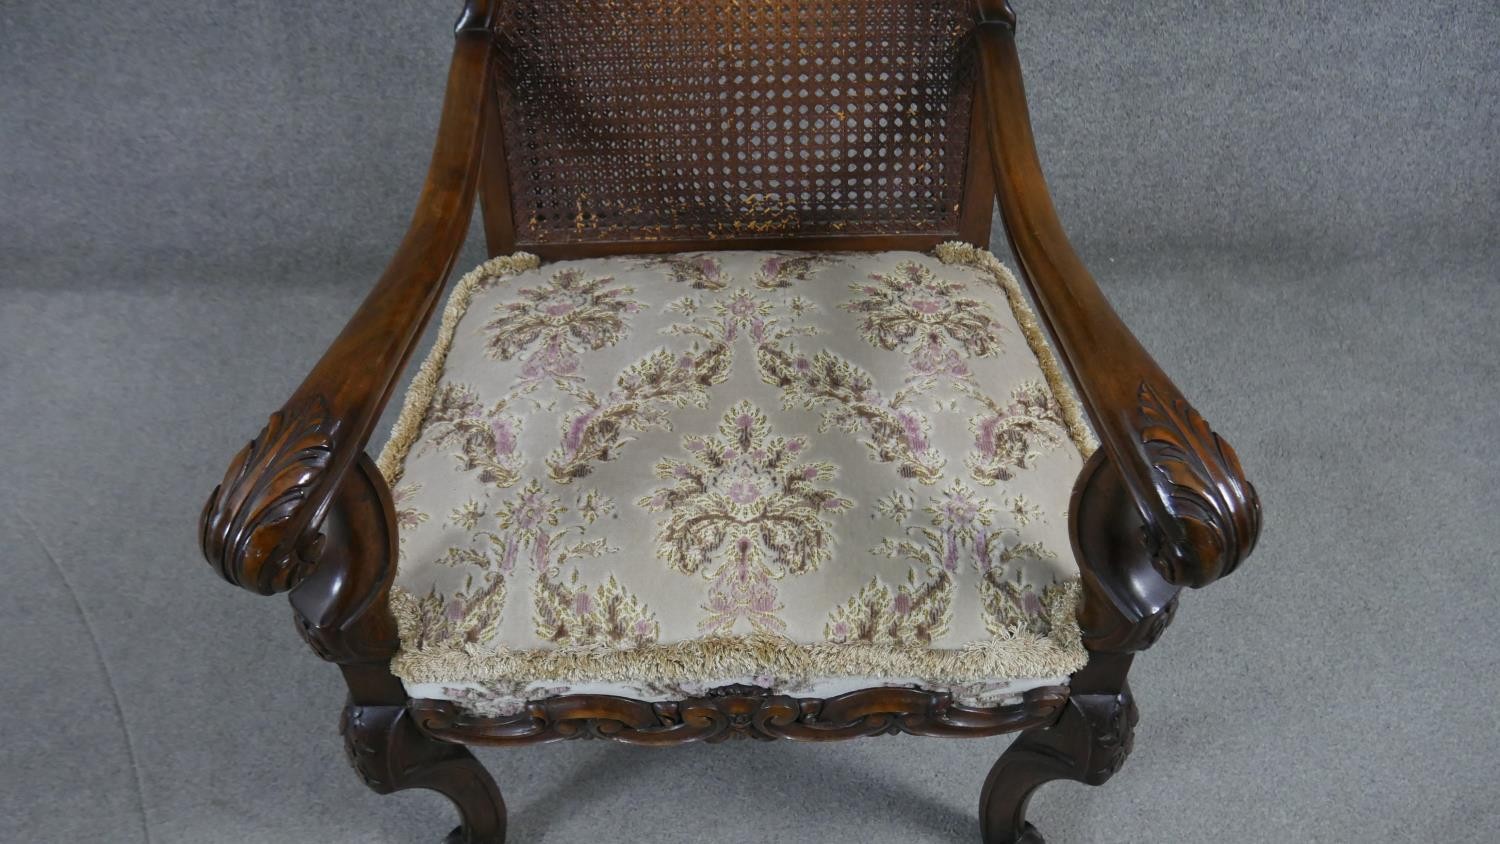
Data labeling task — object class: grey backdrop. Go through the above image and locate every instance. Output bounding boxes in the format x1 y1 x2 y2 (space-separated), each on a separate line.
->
2 2 1497 843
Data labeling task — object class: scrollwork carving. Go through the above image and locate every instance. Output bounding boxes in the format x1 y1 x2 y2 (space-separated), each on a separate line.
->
1075 691 1137 783
978 686 1137 842
1136 382 1262 588
1079 589 1179 655
412 684 1070 747
341 702 507 842
342 703 399 792
1135 595 1177 649
199 396 341 595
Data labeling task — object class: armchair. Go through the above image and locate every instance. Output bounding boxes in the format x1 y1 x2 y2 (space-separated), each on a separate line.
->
200 2 1261 841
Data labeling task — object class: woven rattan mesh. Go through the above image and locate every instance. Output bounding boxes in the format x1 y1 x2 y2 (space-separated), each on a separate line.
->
492 0 981 245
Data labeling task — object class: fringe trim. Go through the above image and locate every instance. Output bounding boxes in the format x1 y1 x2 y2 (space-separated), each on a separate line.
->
390 581 1086 686
934 242 1100 457
374 252 541 484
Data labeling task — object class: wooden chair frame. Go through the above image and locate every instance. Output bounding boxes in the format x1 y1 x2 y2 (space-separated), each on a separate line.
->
199 3 1261 841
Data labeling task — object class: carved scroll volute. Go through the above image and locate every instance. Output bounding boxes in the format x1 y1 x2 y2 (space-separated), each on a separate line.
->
1136 382 1262 588
200 397 340 595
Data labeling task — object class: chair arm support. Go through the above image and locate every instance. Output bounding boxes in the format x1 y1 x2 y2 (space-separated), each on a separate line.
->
977 21 1262 589
199 8 497 595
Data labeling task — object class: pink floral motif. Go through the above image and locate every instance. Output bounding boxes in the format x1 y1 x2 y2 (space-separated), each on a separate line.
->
844 261 1005 380
401 478 656 650
752 253 832 289
653 254 730 290
757 343 945 483
924 480 1002 573
827 479 1064 643
419 383 524 488
640 401 853 634
714 288 774 343
544 265 826 484
482 268 642 382
546 341 732 482
534 572 659 648
396 571 507 650
980 569 1071 639
392 483 429 543
825 568 953 646
489 479 566 574
966 380 1068 484
474 480 658 648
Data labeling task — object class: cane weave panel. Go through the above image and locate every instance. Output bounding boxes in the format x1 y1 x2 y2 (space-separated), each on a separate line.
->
492 0 981 246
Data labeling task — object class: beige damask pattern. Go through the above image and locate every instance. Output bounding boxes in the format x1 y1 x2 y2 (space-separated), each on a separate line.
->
380 249 1096 714
639 400 855 635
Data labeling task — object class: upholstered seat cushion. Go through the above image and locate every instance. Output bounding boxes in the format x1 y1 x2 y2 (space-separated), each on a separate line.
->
377 245 1098 717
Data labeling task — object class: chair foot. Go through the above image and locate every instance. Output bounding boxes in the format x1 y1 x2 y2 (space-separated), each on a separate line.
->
1006 821 1046 843
342 702 506 844
979 690 1136 844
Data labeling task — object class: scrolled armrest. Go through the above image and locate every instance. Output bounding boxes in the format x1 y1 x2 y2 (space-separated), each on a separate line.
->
1131 381 1261 586
200 10 497 595
200 397 340 594
976 18 1261 589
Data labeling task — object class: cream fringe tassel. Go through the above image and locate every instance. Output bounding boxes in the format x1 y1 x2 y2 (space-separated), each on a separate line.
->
391 581 1085 685
934 242 1100 457
375 252 541 484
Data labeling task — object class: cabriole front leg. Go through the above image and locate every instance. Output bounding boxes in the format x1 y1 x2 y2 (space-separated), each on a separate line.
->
979 690 1138 844
343 702 507 844
202 434 511 842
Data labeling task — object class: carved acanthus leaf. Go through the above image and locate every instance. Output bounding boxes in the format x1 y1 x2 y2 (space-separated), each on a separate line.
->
1079 692 1137 782
199 397 340 595
412 685 1070 747
1136 382 1262 587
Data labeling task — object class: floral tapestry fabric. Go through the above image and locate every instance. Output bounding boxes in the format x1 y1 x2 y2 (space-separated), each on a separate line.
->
380 248 1096 714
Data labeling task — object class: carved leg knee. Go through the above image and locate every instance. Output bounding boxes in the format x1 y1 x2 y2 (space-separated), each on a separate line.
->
979 690 1137 844
342 703 506 844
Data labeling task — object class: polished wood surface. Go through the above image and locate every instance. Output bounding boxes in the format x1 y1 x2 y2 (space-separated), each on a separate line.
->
976 16 1261 591
197 3 1261 841
201 0 497 599
200 6 513 840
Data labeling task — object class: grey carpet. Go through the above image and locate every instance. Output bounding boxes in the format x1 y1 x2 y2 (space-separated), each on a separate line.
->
2 2 1497 842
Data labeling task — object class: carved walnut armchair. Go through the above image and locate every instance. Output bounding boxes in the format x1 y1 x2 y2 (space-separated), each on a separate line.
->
199 2 1261 841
